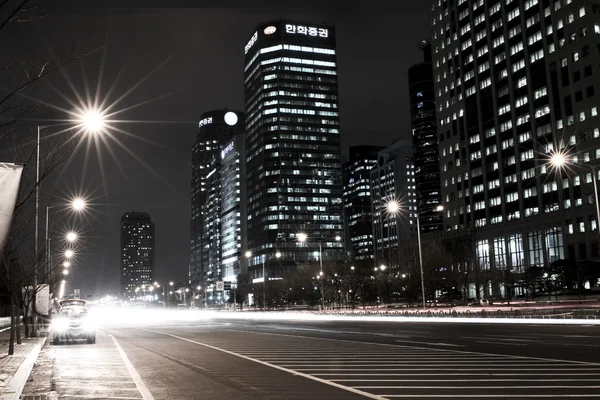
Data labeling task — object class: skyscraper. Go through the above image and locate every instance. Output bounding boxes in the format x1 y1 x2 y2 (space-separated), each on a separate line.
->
370 140 416 268
243 20 344 279
409 40 443 233
219 133 248 283
190 109 244 289
343 145 384 261
430 0 600 297
120 212 154 300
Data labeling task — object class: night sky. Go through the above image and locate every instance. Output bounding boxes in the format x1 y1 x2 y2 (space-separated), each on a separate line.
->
6 1 430 297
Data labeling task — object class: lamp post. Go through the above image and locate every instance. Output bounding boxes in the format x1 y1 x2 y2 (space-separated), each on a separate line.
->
386 199 443 310
32 111 105 336
245 250 281 310
45 198 85 284
297 233 341 310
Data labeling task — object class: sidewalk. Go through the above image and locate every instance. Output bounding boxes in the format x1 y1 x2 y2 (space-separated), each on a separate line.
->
0 327 46 400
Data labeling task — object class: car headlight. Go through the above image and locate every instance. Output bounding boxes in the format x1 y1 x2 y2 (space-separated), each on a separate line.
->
52 319 69 332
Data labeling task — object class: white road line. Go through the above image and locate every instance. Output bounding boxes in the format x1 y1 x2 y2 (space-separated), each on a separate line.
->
224 328 600 365
143 329 388 400
476 341 527 346
354 385 600 389
60 396 143 399
294 367 600 371
382 395 600 398
110 335 154 400
332 379 600 382
315 373 600 376
395 340 465 347
279 363 581 367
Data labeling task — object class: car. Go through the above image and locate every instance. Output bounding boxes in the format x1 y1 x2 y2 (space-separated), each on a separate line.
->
51 305 97 344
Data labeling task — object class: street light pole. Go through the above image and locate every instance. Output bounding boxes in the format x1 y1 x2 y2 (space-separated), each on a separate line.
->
31 126 42 337
416 215 426 310
262 258 266 311
319 241 324 310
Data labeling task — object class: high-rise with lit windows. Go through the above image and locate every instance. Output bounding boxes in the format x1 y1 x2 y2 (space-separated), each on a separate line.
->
409 40 444 232
190 109 244 289
243 20 344 279
343 145 384 261
370 140 416 268
121 212 155 300
430 0 600 298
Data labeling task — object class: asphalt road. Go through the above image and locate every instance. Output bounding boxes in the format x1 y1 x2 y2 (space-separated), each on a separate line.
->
21 314 600 399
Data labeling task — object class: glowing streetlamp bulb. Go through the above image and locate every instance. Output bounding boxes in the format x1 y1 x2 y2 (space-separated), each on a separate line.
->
196 285 201 290
72 198 86 211
435 205 444 212
62 269 69 275
297 233 307 242
380 264 387 271
244 250 252 258
63 261 71 268
169 281 174 286
66 232 77 242
64 249 74 258
550 152 567 168
335 235 342 241
275 251 282 258
81 110 105 133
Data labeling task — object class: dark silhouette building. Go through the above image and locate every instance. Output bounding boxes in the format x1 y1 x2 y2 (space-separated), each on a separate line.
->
120 212 154 300
343 145 384 261
409 40 443 233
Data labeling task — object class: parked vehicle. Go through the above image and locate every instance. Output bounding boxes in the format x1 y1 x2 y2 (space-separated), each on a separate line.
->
51 305 96 344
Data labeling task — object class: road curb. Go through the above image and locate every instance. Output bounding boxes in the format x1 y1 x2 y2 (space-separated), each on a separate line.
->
0 337 46 400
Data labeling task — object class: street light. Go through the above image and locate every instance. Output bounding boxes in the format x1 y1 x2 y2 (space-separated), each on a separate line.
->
245 250 281 310
297 232 342 310
33 111 105 336
62 261 71 268
415 204 444 310
66 232 77 242
389 198 444 310
64 249 74 259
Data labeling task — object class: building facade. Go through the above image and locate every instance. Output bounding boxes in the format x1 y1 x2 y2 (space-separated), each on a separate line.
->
409 40 444 232
430 0 600 297
343 145 384 261
190 109 245 289
219 133 248 283
243 20 345 279
120 212 155 300
370 140 417 268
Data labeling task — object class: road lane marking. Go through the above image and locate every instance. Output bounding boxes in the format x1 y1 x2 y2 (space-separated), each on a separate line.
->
382 395 600 398
395 340 465 347
110 335 154 400
476 341 527 346
332 379 600 382
225 328 600 365
354 385 600 389
143 329 388 400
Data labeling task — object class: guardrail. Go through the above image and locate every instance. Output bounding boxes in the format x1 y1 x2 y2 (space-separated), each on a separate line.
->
316 308 600 319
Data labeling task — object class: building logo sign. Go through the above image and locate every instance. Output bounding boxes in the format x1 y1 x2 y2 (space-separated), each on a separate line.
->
264 25 276 35
244 31 258 54
199 117 213 128
285 24 328 38
221 141 234 159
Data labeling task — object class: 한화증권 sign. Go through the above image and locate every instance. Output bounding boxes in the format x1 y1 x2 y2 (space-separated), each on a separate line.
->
221 141 234 159
285 24 328 38
244 31 258 54
199 117 213 128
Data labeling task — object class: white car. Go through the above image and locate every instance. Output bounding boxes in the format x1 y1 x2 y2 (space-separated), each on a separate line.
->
51 306 97 344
